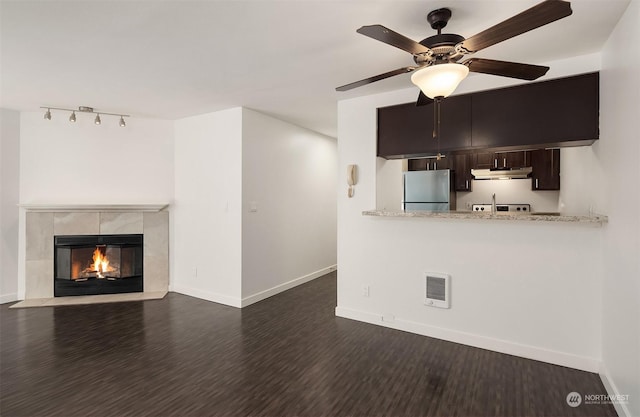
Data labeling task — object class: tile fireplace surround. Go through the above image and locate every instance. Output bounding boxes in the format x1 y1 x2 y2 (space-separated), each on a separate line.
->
21 204 169 300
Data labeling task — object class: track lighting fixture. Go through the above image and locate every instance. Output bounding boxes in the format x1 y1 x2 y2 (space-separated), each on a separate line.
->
41 106 130 127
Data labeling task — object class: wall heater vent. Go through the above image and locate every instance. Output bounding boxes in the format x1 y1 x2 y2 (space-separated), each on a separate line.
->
424 272 450 309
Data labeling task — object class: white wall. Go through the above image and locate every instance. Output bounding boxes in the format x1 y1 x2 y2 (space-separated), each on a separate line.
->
241 108 337 304
336 53 606 372
19 112 174 204
0 109 20 303
173 108 243 306
598 1 640 416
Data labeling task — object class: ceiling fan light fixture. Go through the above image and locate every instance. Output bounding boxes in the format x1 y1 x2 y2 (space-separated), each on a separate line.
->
411 63 469 99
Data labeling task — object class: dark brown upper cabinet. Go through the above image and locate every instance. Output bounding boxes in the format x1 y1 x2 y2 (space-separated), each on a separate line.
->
472 72 599 149
377 95 472 159
377 72 599 159
492 150 530 168
530 149 560 190
471 150 528 169
472 151 495 169
452 153 473 192
407 157 451 171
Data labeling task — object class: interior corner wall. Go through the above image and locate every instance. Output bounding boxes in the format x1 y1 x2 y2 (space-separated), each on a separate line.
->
598 1 640 416
0 109 20 303
240 108 337 305
173 108 243 307
336 53 606 373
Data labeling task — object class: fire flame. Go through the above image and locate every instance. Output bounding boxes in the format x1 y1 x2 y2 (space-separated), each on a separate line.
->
92 248 109 277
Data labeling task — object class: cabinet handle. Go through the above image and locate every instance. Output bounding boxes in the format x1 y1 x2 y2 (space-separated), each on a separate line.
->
494 158 498 168
427 162 430 170
434 162 437 170
535 178 539 189
466 180 469 189
503 157 507 167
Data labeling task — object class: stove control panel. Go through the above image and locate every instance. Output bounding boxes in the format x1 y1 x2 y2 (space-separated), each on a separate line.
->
472 204 531 213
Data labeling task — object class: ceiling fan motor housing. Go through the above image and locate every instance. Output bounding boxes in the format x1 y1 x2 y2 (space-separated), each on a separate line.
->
415 33 465 64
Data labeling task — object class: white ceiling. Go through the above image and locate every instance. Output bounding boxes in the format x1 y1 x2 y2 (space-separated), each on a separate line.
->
0 0 630 137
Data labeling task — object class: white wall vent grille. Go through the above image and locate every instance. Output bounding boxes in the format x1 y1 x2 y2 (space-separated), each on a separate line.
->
424 272 450 309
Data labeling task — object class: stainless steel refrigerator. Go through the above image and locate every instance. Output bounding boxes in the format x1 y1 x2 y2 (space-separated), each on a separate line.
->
403 170 455 211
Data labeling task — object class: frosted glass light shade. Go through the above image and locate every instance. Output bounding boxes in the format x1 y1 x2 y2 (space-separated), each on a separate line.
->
411 63 469 99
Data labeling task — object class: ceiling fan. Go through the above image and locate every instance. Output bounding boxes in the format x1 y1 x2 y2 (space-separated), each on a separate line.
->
336 0 573 106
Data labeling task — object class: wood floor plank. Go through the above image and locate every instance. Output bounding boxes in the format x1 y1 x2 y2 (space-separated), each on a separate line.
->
0 272 617 416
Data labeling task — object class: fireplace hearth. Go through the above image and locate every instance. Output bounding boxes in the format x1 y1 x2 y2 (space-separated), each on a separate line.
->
54 234 143 297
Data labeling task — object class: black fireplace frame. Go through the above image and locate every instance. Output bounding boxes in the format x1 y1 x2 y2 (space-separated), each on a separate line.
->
54 234 143 297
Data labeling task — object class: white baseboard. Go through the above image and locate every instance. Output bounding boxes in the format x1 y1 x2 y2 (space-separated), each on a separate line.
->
600 363 632 417
335 306 600 373
0 293 19 304
171 265 336 309
171 285 242 308
241 265 337 307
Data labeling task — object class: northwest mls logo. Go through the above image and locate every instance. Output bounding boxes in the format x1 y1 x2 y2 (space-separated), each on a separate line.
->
566 392 582 407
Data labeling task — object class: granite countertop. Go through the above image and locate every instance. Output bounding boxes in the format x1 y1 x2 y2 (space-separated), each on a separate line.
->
362 210 608 224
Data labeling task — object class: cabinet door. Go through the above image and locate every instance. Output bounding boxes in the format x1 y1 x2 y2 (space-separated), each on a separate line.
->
494 150 530 168
408 157 451 171
472 151 495 169
408 159 428 171
452 154 472 191
431 157 450 170
530 149 560 190
377 95 472 158
472 72 599 149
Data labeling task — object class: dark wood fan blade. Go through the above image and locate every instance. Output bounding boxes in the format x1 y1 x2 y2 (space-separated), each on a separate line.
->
336 67 416 91
463 58 549 80
416 91 434 106
459 0 572 53
357 25 431 55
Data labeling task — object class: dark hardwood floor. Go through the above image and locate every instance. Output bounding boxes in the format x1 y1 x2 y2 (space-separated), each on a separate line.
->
1 272 616 417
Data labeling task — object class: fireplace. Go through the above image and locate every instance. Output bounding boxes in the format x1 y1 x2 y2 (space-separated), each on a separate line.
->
54 234 143 297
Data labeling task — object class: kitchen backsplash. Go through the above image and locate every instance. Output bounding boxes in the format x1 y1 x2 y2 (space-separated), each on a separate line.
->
456 178 560 212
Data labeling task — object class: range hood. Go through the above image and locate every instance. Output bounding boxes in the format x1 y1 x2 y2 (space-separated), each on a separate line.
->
471 167 533 180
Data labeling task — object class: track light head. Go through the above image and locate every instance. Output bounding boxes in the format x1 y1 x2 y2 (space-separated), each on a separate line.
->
119 116 126 127
69 111 76 123
94 114 101 125
44 108 52 120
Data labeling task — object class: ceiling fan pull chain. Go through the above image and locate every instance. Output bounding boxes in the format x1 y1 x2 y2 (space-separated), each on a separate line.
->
433 96 442 141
